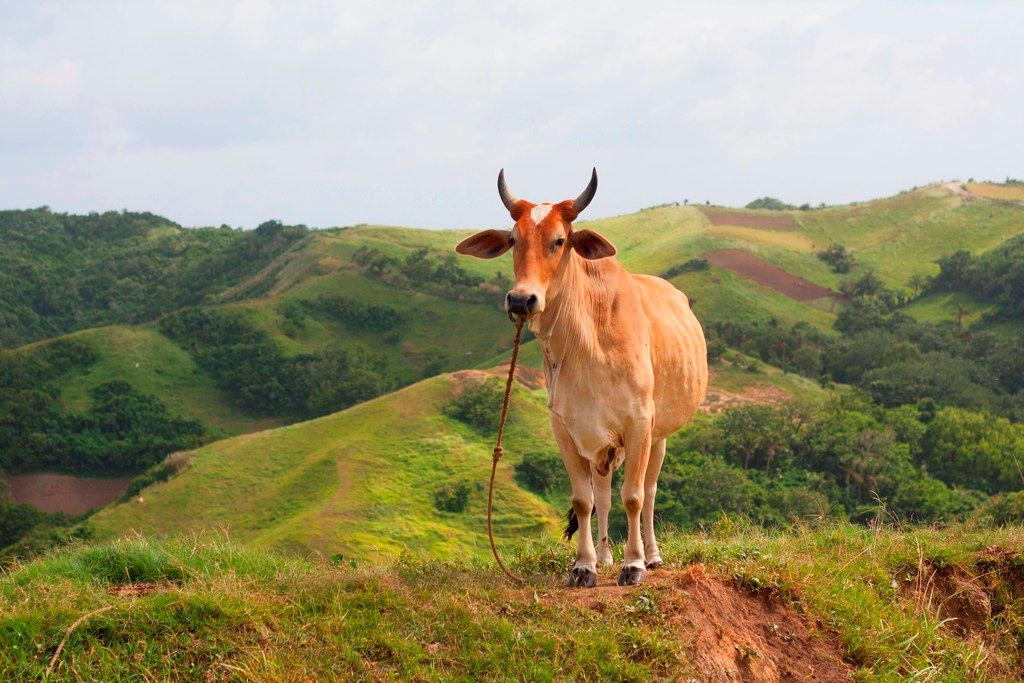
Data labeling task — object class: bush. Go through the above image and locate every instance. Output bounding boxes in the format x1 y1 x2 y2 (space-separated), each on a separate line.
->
433 481 471 513
661 258 710 279
515 450 565 495
445 379 505 433
745 197 795 210
816 243 855 273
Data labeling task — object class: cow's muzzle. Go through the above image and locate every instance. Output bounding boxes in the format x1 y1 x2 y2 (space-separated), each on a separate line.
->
505 292 538 316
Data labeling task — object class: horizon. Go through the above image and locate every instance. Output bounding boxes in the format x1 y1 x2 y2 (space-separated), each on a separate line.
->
3 176 1002 231
2 1 1022 229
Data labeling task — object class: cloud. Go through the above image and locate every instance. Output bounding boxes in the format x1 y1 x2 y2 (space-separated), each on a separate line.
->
0 1 1021 228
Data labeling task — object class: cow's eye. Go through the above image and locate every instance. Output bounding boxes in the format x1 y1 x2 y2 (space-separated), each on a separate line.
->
554 237 565 247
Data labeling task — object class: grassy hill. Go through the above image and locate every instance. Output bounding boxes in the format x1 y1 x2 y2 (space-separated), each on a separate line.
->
86 361 828 560
9 180 1021 438
2 526 1022 680
87 372 562 560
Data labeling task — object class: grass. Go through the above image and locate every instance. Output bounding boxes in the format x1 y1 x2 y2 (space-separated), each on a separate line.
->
2 525 1021 680
58 325 276 437
87 373 562 561
903 291 998 326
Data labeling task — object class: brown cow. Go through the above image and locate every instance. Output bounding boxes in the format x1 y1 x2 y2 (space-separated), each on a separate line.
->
456 169 707 586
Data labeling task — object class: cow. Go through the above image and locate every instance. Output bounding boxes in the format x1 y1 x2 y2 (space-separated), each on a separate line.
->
456 169 708 587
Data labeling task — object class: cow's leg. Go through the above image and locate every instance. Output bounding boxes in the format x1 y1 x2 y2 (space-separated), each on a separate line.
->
553 419 597 588
642 439 667 570
618 427 652 586
591 461 614 567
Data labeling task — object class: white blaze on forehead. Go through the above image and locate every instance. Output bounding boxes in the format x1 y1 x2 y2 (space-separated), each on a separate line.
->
530 203 553 225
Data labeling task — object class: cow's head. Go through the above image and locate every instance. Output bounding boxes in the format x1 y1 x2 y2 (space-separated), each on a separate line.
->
455 168 616 316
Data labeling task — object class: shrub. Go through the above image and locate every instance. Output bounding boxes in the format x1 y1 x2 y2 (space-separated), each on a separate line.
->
433 481 471 513
817 243 855 273
745 197 795 210
515 450 565 495
445 379 505 432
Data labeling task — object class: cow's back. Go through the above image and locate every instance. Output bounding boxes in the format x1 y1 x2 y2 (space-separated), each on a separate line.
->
632 274 708 439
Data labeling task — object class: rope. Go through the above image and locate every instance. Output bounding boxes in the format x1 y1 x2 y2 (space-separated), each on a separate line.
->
486 315 527 583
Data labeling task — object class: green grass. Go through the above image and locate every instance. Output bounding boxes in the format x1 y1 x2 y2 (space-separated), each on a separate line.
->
903 291 998 326
57 325 276 437
2 525 1021 680
87 373 562 561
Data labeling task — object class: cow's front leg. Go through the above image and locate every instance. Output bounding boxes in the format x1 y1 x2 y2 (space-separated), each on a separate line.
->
618 427 652 586
642 439 667 570
591 461 614 567
553 419 596 588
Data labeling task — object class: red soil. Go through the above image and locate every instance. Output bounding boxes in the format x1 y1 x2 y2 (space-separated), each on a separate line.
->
701 208 799 230
559 565 853 682
704 249 835 302
5 472 131 515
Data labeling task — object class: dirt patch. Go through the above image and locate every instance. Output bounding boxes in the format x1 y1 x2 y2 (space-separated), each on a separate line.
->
700 384 792 415
701 208 799 231
898 564 991 636
5 472 132 515
704 249 835 302
561 566 853 682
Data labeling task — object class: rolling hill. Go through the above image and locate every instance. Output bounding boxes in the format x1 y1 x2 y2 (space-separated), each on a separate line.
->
6 179 1021 440
3 179 1023 563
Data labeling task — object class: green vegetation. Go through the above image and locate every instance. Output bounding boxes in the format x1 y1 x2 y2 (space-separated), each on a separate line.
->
816 242 855 273
744 196 796 210
0 339 204 475
158 307 399 419
709 269 1024 419
84 374 559 561
927 234 1024 320
0 209 308 348
2 528 1022 680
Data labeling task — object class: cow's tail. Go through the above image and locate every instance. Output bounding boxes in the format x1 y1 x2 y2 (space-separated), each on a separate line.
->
562 504 595 540
562 506 578 540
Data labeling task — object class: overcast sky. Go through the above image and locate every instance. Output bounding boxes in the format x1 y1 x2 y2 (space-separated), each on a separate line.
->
1 1 1022 229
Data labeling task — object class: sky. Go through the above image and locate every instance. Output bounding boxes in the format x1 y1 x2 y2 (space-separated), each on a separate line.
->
1 1 1022 230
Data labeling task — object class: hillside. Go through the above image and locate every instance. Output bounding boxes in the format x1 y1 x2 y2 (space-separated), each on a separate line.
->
87 372 562 559
3 180 1023 558
2 526 1022 680
6 180 1022 440
86 362 828 560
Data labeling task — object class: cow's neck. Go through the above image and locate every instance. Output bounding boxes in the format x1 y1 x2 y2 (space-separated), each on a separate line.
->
531 252 619 363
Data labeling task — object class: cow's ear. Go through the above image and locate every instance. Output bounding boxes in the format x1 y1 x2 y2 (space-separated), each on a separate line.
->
455 229 512 259
571 229 616 260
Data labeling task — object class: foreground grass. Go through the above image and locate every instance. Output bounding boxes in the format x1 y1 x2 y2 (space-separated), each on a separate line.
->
2 525 1021 681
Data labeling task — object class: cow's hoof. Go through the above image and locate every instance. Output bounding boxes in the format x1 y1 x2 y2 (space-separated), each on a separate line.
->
617 565 646 586
567 566 598 588
645 558 664 571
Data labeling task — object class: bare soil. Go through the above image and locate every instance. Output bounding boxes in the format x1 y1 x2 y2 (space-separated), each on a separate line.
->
559 565 853 682
5 472 131 515
701 208 799 231
704 249 835 302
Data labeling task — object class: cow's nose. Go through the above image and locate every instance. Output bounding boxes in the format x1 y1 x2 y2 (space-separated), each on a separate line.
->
506 292 538 315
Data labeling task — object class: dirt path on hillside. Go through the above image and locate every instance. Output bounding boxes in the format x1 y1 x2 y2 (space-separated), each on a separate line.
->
555 565 853 682
704 249 835 302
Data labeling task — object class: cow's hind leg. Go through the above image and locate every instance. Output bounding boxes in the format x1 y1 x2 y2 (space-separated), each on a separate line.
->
592 460 614 567
618 427 652 586
553 419 597 588
642 439 667 570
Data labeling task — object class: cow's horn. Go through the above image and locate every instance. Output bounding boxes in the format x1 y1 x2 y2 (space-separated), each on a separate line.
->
497 169 518 211
573 167 598 214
